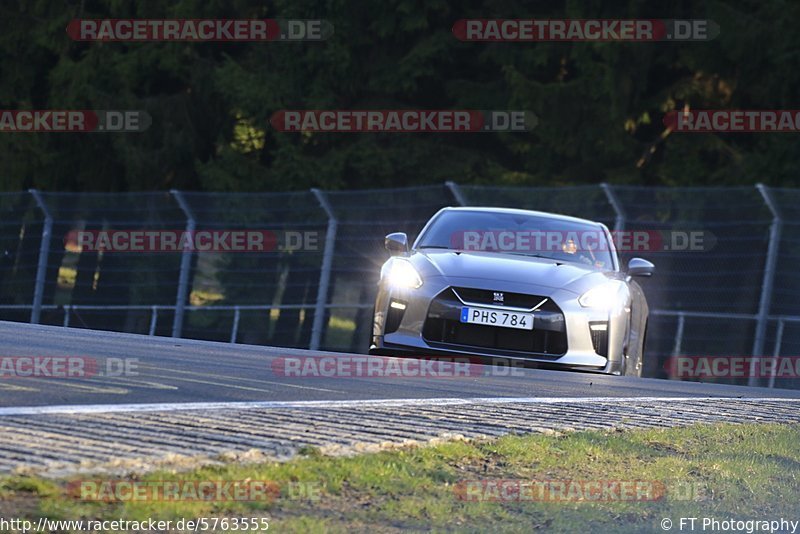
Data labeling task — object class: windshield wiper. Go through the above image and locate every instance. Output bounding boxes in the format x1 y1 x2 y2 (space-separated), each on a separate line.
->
503 251 565 264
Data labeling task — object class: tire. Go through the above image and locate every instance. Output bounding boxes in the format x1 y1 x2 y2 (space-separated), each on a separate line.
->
624 323 647 377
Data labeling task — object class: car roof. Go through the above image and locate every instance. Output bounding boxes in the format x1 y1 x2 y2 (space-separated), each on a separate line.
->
438 206 606 228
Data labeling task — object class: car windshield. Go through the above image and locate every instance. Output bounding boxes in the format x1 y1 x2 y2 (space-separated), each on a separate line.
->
416 210 615 269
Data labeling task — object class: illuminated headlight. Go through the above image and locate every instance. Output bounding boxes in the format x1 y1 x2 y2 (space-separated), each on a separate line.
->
579 281 625 308
383 259 423 289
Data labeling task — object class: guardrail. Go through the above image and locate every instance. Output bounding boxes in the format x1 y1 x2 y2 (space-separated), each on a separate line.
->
652 309 800 388
0 303 372 344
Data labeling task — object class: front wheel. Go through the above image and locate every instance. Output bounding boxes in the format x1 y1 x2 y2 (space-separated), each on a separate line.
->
623 323 647 377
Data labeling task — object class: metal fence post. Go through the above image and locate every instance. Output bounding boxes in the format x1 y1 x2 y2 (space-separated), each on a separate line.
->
750 183 782 386
446 181 467 206
768 318 785 389
29 189 53 324
148 305 158 336
668 312 686 380
310 188 337 350
170 190 195 338
671 312 685 358
600 183 625 232
230 306 240 343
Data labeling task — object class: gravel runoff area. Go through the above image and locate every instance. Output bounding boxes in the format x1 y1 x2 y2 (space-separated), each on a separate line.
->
2 396 800 477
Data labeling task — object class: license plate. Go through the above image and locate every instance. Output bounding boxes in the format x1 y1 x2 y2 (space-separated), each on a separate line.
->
460 307 534 330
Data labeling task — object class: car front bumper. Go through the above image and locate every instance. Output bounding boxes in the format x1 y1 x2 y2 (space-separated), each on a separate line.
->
370 275 629 375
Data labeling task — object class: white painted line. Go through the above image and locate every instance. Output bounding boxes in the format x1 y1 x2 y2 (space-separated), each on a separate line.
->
0 396 799 416
142 364 341 393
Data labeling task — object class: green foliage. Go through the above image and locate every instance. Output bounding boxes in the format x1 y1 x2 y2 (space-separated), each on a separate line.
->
1 0 799 192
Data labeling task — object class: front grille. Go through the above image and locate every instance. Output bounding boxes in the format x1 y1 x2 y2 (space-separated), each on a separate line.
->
422 288 567 357
452 287 550 309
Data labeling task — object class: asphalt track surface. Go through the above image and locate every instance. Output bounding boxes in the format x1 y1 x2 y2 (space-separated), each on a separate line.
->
2 321 800 409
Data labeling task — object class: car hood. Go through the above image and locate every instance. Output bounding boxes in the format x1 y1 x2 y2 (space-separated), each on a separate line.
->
413 250 614 294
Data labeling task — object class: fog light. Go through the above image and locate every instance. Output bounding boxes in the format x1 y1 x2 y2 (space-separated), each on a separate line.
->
589 321 609 357
386 299 407 333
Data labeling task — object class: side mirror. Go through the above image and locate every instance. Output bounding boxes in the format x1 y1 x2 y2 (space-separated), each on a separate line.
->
385 232 409 256
627 257 654 277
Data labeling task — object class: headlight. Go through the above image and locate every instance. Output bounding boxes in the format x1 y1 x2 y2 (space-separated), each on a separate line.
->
578 281 625 308
383 259 423 289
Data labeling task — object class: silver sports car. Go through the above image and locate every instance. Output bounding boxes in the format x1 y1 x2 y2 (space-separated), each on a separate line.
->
369 207 654 376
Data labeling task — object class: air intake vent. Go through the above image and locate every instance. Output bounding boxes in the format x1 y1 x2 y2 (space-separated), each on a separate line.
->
589 322 609 357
